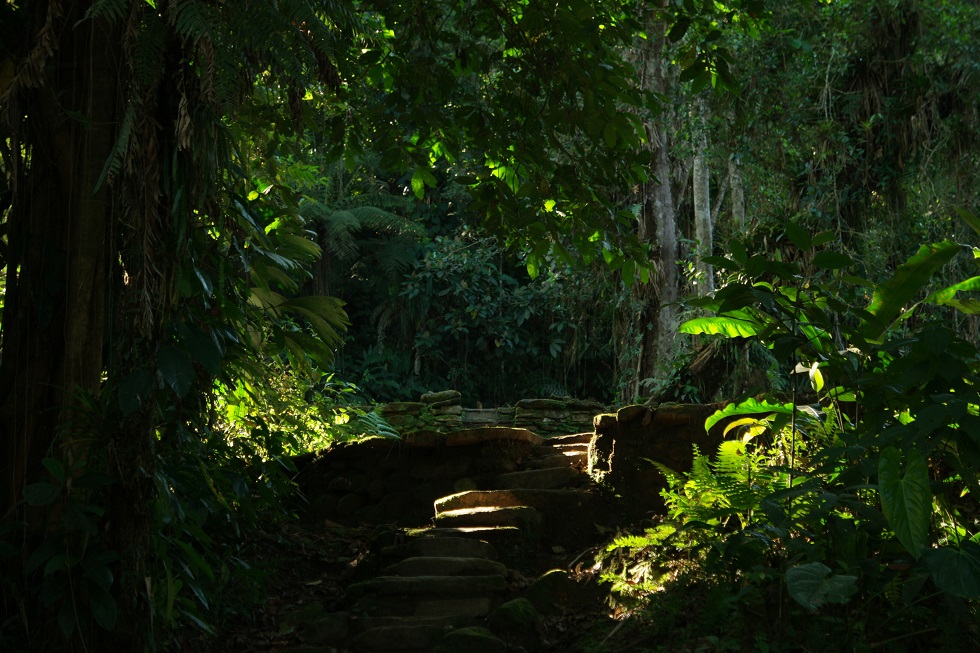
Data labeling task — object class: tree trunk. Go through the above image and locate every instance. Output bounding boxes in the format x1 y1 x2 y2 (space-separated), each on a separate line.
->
1 0 117 513
729 154 745 230
692 101 713 294
625 2 680 400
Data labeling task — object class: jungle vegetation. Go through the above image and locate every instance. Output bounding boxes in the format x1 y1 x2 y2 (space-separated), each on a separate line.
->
0 0 978 650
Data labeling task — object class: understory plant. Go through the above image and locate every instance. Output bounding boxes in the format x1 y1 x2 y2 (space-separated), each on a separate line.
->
602 223 980 651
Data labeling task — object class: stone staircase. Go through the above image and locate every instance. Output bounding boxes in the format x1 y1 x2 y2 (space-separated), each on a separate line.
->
294 431 607 652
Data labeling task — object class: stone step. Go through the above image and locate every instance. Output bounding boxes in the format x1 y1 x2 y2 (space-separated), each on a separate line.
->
348 574 507 599
381 536 497 561
407 526 525 550
493 466 583 490
546 432 595 445
527 449 586 469
433 488 591 515
434 505 541 531
383 556 508 577
434 488 608 549
352 592 498 621
353 613 478 632
346 622 448 652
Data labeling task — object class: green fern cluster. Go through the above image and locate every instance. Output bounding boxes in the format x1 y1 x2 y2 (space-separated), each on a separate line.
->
659 439 776 531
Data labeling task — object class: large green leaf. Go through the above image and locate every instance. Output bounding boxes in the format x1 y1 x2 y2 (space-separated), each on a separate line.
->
785 562 857 611
865 241 960 341
705 397 796 432
679 311 762 338
157 345 195 397
923 541 980 599
878 447 931 559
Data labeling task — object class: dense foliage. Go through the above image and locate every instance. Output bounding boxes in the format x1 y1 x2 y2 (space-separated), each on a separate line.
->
0 0 978 650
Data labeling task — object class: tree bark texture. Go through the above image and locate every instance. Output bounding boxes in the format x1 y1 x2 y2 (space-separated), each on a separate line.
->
692 101 713 295
625 3 680 399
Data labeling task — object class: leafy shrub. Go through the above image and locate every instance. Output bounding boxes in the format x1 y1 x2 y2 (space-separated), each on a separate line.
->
601 225 980 651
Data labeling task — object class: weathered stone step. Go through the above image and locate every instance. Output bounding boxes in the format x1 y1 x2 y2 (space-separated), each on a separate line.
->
407 526 525 550
383 556 508 577
493 466 583 490
546 431 594 445
348 575 507 620
434 506 541 531
346 622 447 652
353 613 477 630
434 489 608 549
381 536 497 561
527 448 587 469
434 488 592 515
348 574 506 599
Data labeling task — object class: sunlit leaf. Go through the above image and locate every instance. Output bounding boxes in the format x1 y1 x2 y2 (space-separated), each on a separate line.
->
705 398 796 432
679 312 761 338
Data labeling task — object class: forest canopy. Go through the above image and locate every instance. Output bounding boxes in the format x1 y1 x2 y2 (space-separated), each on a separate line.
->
1 0 978 650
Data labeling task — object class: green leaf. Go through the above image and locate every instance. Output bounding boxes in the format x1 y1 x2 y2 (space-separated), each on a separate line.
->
89 584 118 631
705 398 796 432
785 562 857 611
679 313 761 338
878 447 931 559
865 241 960 341
784 222 812 250
924 541 980 599
813 251 853 270
954 207 980 237
157 345 195 397
42 458 66 484
621 259 636 286
23 482 61 506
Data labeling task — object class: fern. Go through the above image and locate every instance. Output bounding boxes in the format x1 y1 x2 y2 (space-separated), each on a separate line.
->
82 0 128 24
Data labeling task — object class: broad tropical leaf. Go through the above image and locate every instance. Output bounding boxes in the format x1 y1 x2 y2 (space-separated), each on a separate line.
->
865 241 960 341
785 562 857 611
924 541 980 599
878 447 931 559
705 398 796 432
680 310 762 338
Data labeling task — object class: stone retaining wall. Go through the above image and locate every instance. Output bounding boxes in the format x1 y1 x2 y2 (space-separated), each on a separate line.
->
296 427 546 527
378 391 604 436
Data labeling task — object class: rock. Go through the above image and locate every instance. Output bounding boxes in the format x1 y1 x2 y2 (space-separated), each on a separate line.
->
382 401 425 415
383 556 508 577
336 493 368 519
493 466 583 490
382 536 498 560
421 390 462 404
525 569 597 615
297 611 349 645
444 427 543 447
347 623 447 651
488 598 542 651
280 601 327 630
367 478 386 499
515 398 567 410
453 477 478 492
437 626 507 653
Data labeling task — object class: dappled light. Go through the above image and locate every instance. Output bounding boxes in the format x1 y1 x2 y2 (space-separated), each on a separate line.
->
1 0 978 651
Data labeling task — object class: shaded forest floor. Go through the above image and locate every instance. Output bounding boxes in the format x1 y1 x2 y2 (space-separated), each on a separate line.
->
179 517 636 653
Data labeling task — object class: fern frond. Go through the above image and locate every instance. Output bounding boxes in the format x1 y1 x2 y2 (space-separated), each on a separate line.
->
82 0 127 24
95 105 135 190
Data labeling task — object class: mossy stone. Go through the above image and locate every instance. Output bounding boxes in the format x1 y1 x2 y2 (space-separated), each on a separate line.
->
488 598 541 651
437 626 506 653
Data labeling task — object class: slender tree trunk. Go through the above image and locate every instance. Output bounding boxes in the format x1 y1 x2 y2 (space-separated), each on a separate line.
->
625 2 680 400
729 154 745 229
692 99 713 294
